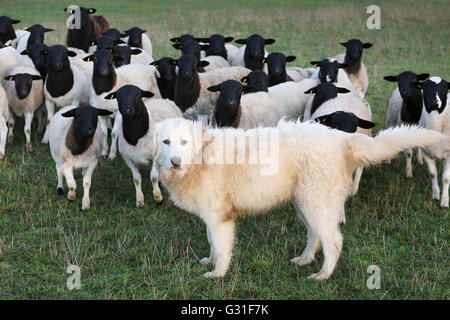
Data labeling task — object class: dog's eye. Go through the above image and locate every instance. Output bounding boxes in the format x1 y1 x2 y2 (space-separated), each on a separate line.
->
181 139 187 145
163 139 170 145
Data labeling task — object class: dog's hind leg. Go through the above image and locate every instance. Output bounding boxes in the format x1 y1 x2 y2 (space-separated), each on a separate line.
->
351 167 363 196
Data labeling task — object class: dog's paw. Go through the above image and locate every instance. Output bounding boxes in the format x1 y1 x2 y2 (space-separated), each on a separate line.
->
203 270 225 278
290 255 314 266
200 257 212 266
308 271 329 280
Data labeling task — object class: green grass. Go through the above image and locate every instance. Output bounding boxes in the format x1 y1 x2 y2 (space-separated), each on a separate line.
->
0 0 449 299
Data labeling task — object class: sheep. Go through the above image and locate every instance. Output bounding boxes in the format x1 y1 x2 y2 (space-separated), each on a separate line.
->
83 49 161 159
0 46 25 77
314 111 375 134
172 39 208 67
150 57 177 100
309 58 354 93
194 34 238 64
65 6 109 52
418 77 450 208
151 117 448 279
384 71 430 177
209 78 318 129
2 65 44 152
0 16 20 45
87 35 124 54
40 45 93 143
104 85 182 207
202 55 230 72
48 105 112 210
173 54 250 124
20 43 49 79
111 45 142 67
264 52 308 86
0 83 9 159
303 83 352 121
334 39 372 98
121 27 153 58
232 34 275 71
306 90 374 196
16 24 53 53
101 28 122 41
240 70 269 93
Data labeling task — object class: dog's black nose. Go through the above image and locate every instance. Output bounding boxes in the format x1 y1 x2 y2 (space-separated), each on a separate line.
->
171 156 181 168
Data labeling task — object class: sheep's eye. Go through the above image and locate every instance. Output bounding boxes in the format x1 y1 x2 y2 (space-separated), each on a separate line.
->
163 139 170 145
181 139 187 145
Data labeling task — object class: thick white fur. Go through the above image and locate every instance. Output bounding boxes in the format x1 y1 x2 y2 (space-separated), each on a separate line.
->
153 118 448 280
203 55 230 72
309 59 356 95
0 46 33 77
48 106 104 210
224 43 239 65
89 64 161 160
130 47 154 65
334 53 368 98
419 89 450 207
2 65 44 152
0 84 9 158
118 98 182 207
286 67 309 82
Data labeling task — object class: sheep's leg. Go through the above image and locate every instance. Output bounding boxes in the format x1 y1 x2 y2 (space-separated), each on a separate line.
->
36 105 46 134
124 157 144 207
351 166 363 196
7 112 15 144
63 163 76 201
42 99 55 144
56 164 64 195
405 149 413 178
417 148 424 165
99 116 109 158
150 161 163 204
24 111 34 153
423 154 440 201
440 157 450 208
108 113 121 160
0 115 8 159
81 162 97 211
200 225 217 266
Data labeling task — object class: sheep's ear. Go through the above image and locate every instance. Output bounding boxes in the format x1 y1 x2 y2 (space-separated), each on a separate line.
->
339 41 348 47
198 60 210 67
61 108 78 118
240 76 248 84
383 75 398 82
96 108 113 116
170 37 180 43
83 55 94 62
310 60 321 67
338 63 347 69
4 75 15 81
264 38 275 45
207 85 221 92
115 39 125 45
150 60 158 66
40 49 48 56
23 26 29 31
261 57 266 64
141 90 154 98
141 30 147 34
304 87 317 94
104 92 117 100
285 56 296 62
235 39 247 44
337 87 351 94
194 37 209 43
20 49 29 55
172 43 183 50
11 19 20 24
363 43 373 49
44 28 54 33
32 75 42 81
417 73 430 81
172 59 178 66
67 50 77 57
224 37 234 42
130 48 142 55
357 118 375 129
88 8 97 14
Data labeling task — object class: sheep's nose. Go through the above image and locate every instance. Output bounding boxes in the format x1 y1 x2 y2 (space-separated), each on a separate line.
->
171 156 181 168
87 128 95 135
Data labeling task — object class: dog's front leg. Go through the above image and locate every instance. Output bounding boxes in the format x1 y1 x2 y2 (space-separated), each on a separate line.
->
200 225 217 266
202 219 235 278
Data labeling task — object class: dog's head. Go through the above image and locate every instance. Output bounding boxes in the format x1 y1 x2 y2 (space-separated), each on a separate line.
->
152 118 204 171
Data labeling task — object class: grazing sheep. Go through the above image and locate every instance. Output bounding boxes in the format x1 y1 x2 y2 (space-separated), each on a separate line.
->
232 34 275 71
418 77 450 207
240 70 269 93
334 39 372 98
16 24 53 53
65 7 109 52
150 57 177 100
152 117 448 279
209 78 318 129
104 85 182 207
0 16 20 45
48 105 112 210
121 27 153 57
83 49 161 159
173 55 250 124
309 58 354 93
2 65 43 152
264 53 308 86
0 83 9 159
384 71 430 177
303 83 351 121
41 45 93 143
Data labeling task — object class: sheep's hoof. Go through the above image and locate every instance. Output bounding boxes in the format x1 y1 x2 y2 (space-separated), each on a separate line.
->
68 191 76 201
108 153 116 161
57 187 64 196
136 201 144 208
440 199 449 208
26 143 33 153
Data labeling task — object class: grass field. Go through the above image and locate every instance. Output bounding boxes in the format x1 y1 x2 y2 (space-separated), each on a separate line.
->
0 0 449 299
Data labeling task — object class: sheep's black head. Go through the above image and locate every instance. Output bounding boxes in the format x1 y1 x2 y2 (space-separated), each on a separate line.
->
151 57 177 81
21 42 49 77
0 16 20 43
315 111 375 133
23 24 53 48
384 71 429 101
174 55 209 81
173 39 208 61
62 104 112 139
4 73 42 100
104 84 154 118
265 52 296 85
64 7 96 27
40 45 77 72
235 34 275 70
304 83 351 115
83 48 123 77
241 70 268 93
91 36 124 51
102 28 122 41
122 27 146 48
339 39 372 61
310 58 347 83
208 80 245 127
170 34 195 46
111 45 141 67
196 34 234 59
418 77 449 114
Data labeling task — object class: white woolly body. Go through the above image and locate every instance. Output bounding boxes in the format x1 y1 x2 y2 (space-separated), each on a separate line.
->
334 53 368 98
0 84 9 158
203 55 230 72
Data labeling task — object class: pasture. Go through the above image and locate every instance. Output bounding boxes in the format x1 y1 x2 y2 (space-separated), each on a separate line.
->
0 0 448 299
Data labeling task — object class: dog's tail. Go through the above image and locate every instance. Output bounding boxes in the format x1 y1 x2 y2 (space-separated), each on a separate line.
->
350 125 446 166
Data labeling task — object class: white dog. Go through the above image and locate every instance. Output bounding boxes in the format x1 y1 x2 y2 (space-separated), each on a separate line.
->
152 118 447 280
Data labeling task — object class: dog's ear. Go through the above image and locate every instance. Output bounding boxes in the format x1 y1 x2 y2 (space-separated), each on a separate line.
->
152 121 163 158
